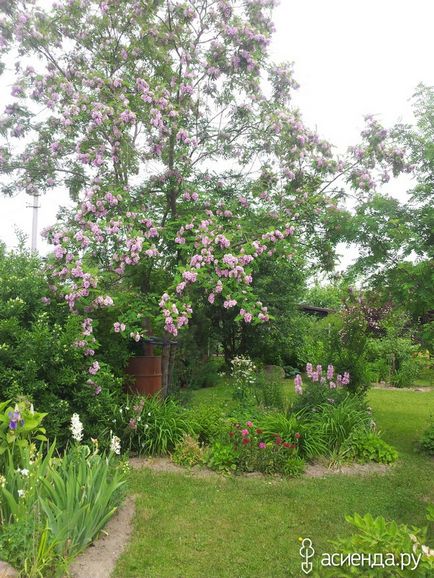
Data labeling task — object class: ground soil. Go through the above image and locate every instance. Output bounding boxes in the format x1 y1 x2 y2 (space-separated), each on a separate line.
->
129 456 391 479
372 384 433 392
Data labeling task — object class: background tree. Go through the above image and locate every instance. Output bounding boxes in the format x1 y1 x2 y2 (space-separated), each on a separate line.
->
347 85 433 349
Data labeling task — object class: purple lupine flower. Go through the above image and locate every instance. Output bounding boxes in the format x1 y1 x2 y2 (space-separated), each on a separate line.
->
294 374 303 395
326 364 334 380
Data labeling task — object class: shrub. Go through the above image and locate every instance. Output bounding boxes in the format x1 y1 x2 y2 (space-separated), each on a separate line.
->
38 444 126 559
117 395 194 455
311 396 373 452
0 408 127 576
420 421 434 455
253 374 285 411
0 399 47 469
281 455 305 477
187 358 224 389
327 510 434 576
220 420 306 476
341 430 398 464
204 441 238 474
393 357 422 387
188 404 229 445
230 355 258 405
292 379 351 413
171 435 204 467
292 363 360 413
0 246 123 448
365 312 423 387
257 412 327 459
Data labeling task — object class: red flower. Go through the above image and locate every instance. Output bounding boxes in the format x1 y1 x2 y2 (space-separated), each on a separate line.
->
256 428 263 434
295 432 301 439
275 436 282 445
229 431 234 437
283 442 290 448
242 438 250 445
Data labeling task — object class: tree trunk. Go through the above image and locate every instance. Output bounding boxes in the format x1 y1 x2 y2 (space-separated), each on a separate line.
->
167 340 177 395
161 332 171 398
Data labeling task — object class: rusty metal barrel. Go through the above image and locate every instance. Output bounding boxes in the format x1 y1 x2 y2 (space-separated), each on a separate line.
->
125 355 162 396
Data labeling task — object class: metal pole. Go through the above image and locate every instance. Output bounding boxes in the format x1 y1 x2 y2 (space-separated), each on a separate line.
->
30 193 40 252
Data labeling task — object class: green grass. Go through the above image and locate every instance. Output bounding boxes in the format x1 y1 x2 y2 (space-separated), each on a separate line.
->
114 388 434 578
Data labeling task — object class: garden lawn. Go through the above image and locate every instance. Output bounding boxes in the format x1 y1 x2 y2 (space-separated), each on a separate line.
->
114 389 434 578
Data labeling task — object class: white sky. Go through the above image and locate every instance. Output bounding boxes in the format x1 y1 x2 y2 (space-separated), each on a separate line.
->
1 0 433 258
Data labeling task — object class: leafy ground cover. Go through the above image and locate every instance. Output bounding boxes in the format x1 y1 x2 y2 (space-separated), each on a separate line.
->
113 388 434 577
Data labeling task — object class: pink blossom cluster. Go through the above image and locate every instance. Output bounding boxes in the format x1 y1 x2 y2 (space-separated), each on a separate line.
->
295 363 351 395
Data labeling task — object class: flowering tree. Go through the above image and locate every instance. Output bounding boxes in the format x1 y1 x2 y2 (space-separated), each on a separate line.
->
0 0 413 384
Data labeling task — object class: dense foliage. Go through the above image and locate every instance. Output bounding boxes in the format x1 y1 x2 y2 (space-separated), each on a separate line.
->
0 405 127 577
0 244 123 446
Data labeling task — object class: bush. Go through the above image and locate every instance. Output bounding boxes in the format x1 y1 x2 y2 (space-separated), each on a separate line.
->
253 374 285 411
292 379 352 413
0 246 123 448
365 312 423 387
171 435 204 467
341 430 398 464
230 355 258 405
291 363 365 413
38 444 126 558
257 412 327 459
230 422 305 475
175 357 224 390
188 404 229 445
326 510 434 576
393 357 422 387
0 399 47 469
0 407 127 576
311 396 373 452
116 395 194 455
204 441 238 474
420 421 434 455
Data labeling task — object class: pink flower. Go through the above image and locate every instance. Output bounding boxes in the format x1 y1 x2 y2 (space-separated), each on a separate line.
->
246 421 253 428
89 361 100 375
241 429 249 437
258 442 266 449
